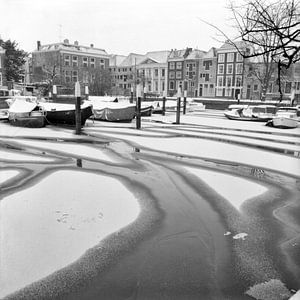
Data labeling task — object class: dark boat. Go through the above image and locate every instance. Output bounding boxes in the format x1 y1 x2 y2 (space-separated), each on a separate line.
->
140 104 153 116
40 101 93 125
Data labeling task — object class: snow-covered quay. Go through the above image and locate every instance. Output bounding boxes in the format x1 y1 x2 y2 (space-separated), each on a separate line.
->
0 109 299 300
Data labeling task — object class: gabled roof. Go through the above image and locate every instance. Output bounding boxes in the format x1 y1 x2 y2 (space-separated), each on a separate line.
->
168 48 193 60
218 41 248 52
185 49 206 60
109 54 127 66
144 50 170 64
119 53 144 66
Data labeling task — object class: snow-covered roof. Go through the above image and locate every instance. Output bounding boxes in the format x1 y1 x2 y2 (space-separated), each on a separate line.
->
144 50 170 64
35 42 108 57
118 53 145 66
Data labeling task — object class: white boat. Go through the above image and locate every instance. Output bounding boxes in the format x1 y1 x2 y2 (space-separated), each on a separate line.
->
7 96 46 128
224 104 277 121
91 102 136 122
270 107 299 128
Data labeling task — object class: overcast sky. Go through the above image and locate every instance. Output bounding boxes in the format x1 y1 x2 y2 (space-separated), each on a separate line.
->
1 0 237 55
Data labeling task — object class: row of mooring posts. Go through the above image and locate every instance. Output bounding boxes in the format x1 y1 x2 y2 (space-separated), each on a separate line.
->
59 81 188 134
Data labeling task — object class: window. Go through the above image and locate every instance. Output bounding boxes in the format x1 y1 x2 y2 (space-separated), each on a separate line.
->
236 63 243 74
209 84 214 93
218 53 225 63
155 81 158 91
64 55 70 66
72 56 78 67
0 72 2 86
236 53 243 62
285 82 292 93
205 74 209 82
203 60 212 70
169 80 175 90
154 69 158 77
176 72 182 79
227 53 234 62
227 64 233 74
217 76 224 87
72 71 78 82
176 62 182 69
83 57 88 67
169 71 175 79
65 71 71 83
296 82 300 90
100 59 105 69
236 76 242 87
218 64 224 74
162 81 165 91
253 84 258 91
90 58 95 68
169 62 175 70
161 69 165 77
226 76 232 87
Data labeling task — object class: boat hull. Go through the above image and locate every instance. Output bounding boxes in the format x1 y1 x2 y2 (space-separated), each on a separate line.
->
93 106 136 122
45 105 93 126
140 106 153 117
272 117 298 128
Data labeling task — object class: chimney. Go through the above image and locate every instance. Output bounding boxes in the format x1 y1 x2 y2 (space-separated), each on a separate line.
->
64 39 69 44
74 41 79 46
90 44 94 48
37 41 41 51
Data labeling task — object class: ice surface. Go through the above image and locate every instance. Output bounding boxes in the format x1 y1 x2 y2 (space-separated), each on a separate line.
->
0 170 140 298
184 167 267 210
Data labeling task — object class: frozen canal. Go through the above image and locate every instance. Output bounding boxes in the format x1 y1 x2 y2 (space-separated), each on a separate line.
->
0 110 299 300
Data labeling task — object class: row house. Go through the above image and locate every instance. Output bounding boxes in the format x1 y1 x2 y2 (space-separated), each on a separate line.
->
0 46 5 88
32 39 110 91
109 53 144 96
136 50 169 96
184 49 205 97
167 48 192 96
216 42 246 100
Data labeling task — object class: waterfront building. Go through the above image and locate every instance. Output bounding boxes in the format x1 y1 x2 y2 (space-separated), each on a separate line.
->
215 42 247 99
167 48 193 96
32 39 110 92
109 53 144 96
136 50 169 96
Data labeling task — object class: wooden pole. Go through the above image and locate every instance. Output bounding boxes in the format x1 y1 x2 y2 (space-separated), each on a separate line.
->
175 87 181 124
75 81 81 135
85 85 89 100
130 87 134 103
183 90 187 115
136 84 141 129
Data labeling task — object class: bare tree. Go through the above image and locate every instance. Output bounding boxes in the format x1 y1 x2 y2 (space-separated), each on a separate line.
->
203 0 300 101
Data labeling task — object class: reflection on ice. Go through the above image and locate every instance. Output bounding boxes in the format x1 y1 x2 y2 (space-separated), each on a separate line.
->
13 139 115 163
0 170 140 298
0 149 53 162
185 167 267 210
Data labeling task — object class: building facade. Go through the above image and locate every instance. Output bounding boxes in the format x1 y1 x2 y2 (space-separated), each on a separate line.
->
32 39 110 92
109 53 144 96
167 48 192 96
136 51 169 96
216 42 246 99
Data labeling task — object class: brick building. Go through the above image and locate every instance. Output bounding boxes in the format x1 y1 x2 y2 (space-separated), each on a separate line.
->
167 48 192 96
32 39 110 92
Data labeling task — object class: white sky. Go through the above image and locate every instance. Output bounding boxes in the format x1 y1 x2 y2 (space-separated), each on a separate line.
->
1 0 237 55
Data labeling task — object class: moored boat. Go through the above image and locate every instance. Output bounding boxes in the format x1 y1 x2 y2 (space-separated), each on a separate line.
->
92 102 136 122
8 96 46 128
224 104 277 121
39 101 93 126
267 107 299 128
140 104 153 116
